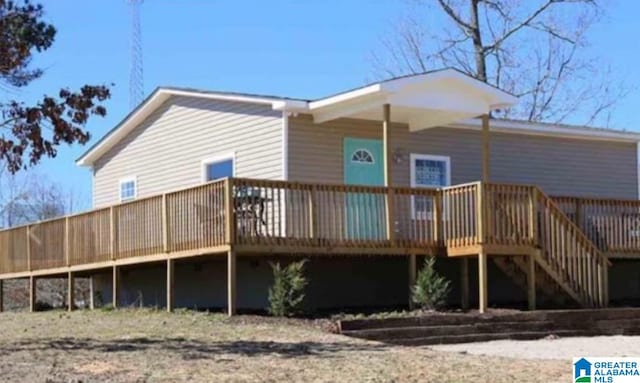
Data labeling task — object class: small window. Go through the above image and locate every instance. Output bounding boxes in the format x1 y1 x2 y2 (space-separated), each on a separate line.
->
351 149 374 164
411 154 451 188
202 154 234 182
119 177 137 202
411 154 451 219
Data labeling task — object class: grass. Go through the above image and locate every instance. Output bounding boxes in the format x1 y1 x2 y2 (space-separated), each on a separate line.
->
0 309 571 382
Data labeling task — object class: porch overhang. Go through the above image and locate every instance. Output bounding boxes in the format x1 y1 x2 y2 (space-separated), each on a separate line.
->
307 69 517 130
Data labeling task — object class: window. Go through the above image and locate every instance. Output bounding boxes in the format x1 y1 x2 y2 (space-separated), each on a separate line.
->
202 153 235 182
119 177 137 202
410 154 451 218
351 149 374 164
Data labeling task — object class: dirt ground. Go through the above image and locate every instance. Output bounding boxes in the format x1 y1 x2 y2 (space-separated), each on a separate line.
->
0 310 570 383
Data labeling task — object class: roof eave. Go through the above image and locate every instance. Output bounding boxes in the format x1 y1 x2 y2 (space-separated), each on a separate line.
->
449 118 640 142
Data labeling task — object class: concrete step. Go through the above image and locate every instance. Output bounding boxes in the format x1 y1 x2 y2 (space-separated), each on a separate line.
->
343 320 558 341
389 329 596 346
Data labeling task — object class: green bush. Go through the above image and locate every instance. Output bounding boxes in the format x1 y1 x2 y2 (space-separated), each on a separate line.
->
411 256 451 310
268 260 308 317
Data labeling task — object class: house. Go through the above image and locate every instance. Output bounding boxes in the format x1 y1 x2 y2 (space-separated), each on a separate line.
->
1 68 639 314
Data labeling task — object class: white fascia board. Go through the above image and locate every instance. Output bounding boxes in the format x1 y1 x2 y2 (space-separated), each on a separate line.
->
448 118 640 143
166 89 309 111
164 89 284 106
309 84 383 110
312 96 388 124
272 100 309 112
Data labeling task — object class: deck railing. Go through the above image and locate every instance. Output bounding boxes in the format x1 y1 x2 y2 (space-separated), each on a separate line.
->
230 178 442 249
482 183 537 247
553 196 640 255
0 177 622 287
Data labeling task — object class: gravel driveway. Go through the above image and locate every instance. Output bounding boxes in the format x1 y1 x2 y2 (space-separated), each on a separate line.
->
431 335 640 360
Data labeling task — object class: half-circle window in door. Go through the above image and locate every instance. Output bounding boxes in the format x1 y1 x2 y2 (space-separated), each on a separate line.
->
351 149 374 164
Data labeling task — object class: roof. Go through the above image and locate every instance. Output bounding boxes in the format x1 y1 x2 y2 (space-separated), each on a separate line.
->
76 69 640 166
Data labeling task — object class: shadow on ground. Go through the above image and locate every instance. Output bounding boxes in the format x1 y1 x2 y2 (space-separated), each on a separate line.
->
0 337 389 360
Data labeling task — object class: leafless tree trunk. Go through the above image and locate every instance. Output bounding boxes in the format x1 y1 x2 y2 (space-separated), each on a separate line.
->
373 0 628 126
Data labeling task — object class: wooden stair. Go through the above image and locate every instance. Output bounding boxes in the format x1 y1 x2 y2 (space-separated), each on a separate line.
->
486 185 609 308
492 257 570 307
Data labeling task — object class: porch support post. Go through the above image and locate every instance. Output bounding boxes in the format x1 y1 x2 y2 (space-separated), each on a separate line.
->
481 114 490 182
408 254 417 308
67 272 75 312
382 104 395 243
112 266 120 309
0 279 3 313
89 276 95 310
166 259 175 312
478 251 488 313
227 249 237 316
527 253 536 310
29 276 36 313
461 258 470 310
382 103 391 186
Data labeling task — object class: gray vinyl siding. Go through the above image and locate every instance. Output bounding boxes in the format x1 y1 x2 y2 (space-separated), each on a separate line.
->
93 96 283 207
288 114 638 199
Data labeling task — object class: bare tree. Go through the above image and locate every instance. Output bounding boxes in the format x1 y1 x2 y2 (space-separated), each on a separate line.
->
0 169 85 227
0 169 90 309
374 0 627 126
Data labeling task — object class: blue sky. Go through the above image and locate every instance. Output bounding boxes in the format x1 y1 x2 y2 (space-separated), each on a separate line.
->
14 0 640 210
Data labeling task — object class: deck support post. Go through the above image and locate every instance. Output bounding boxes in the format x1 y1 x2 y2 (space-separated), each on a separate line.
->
0 279 3 313
89 276 95 310
478 251 488 314
29 276 36 313
481 114 490 182
461 258 470 310
166 259 175 312
408 254 417 308
67 272 75 312
227 249 237 316
112 266 120 309
527 254 536 310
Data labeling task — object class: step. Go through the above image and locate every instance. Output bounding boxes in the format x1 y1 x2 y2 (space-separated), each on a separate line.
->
388 329 596 346
593 318 640 335
340 312 547 331
342 320 558 341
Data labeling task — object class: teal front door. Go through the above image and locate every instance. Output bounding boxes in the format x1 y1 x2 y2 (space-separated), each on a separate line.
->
343 138 385 239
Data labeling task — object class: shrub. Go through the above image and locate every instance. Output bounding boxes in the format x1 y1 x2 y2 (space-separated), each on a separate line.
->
268 260 308 317
411 256 451 310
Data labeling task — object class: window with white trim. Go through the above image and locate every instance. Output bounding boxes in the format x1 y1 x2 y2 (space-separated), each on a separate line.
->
119 177 137 202
410 154 451 218
202 154 234 182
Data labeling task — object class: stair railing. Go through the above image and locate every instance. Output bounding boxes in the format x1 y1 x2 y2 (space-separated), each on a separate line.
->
534 187 609 307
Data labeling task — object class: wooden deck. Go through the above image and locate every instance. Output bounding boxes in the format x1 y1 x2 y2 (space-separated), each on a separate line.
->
0 177 635 313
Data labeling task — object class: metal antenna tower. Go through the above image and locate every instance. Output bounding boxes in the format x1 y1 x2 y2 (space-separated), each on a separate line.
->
128 0 144 109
